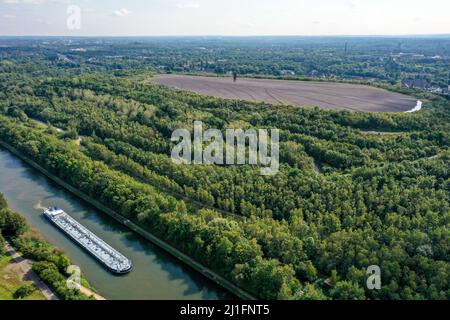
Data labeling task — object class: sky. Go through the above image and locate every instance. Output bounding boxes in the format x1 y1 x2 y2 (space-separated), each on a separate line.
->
0 0 449 36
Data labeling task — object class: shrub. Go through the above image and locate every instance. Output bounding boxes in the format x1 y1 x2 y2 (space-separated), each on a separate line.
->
13 284 37 299
32 261 91 300
0 193 7 210
0 232 5 256
0 208 28 237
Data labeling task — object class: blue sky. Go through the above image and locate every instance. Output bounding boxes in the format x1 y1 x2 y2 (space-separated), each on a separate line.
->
0 0 449 36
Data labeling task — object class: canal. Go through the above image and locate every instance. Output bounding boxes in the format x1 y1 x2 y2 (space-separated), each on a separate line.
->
0 146 232 300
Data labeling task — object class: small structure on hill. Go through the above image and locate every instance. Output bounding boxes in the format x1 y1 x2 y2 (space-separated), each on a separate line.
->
402 78 430 90
232 71 237 82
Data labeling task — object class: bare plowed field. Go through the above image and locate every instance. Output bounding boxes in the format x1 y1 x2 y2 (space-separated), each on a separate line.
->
153 74 417 112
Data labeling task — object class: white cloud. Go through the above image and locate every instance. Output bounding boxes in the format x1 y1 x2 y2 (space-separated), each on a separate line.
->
35 17 52 25
175 3 200 9
2 0 69 4
113 8 131 17
2 14 17 18
348 1 357 9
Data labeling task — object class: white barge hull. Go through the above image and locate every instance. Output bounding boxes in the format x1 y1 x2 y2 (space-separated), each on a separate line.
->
44 207 132 274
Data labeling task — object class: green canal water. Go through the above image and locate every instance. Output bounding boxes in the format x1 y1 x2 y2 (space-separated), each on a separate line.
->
0 146 232 300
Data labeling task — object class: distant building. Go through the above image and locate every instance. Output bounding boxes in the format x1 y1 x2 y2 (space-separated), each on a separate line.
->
429 86 443 94
402 79 430 90
280 70 296 76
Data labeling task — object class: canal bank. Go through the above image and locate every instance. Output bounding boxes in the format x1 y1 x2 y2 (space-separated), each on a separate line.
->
0 144 232 299
0 142 253 300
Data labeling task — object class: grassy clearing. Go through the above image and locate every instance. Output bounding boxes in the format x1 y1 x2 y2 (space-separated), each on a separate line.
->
0 254 45 300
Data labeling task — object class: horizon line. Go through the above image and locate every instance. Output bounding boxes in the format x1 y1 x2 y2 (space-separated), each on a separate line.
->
1 33 449 38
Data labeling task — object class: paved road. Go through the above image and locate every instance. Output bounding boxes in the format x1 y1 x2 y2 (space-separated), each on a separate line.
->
5 243 59 300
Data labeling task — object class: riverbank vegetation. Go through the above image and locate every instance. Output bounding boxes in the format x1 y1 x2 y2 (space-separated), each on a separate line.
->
0 38 449 300
0 195 42 300
0 193 93 300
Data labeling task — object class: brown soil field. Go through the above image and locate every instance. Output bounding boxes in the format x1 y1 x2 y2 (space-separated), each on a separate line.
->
153 74 417 112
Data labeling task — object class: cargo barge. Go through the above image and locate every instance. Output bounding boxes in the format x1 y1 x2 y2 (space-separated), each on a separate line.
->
44 207 132 274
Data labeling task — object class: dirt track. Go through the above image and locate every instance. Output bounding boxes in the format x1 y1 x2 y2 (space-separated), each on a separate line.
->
153 74 417 112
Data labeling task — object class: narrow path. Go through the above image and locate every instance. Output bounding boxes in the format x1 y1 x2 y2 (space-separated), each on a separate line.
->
360 130 403 136
312 158 322 173
414 153 442 162
5 242 59 301
30 118 63 132
30 118 84 146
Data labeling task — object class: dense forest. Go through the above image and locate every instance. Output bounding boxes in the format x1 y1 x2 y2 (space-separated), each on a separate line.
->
0 37 449 300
